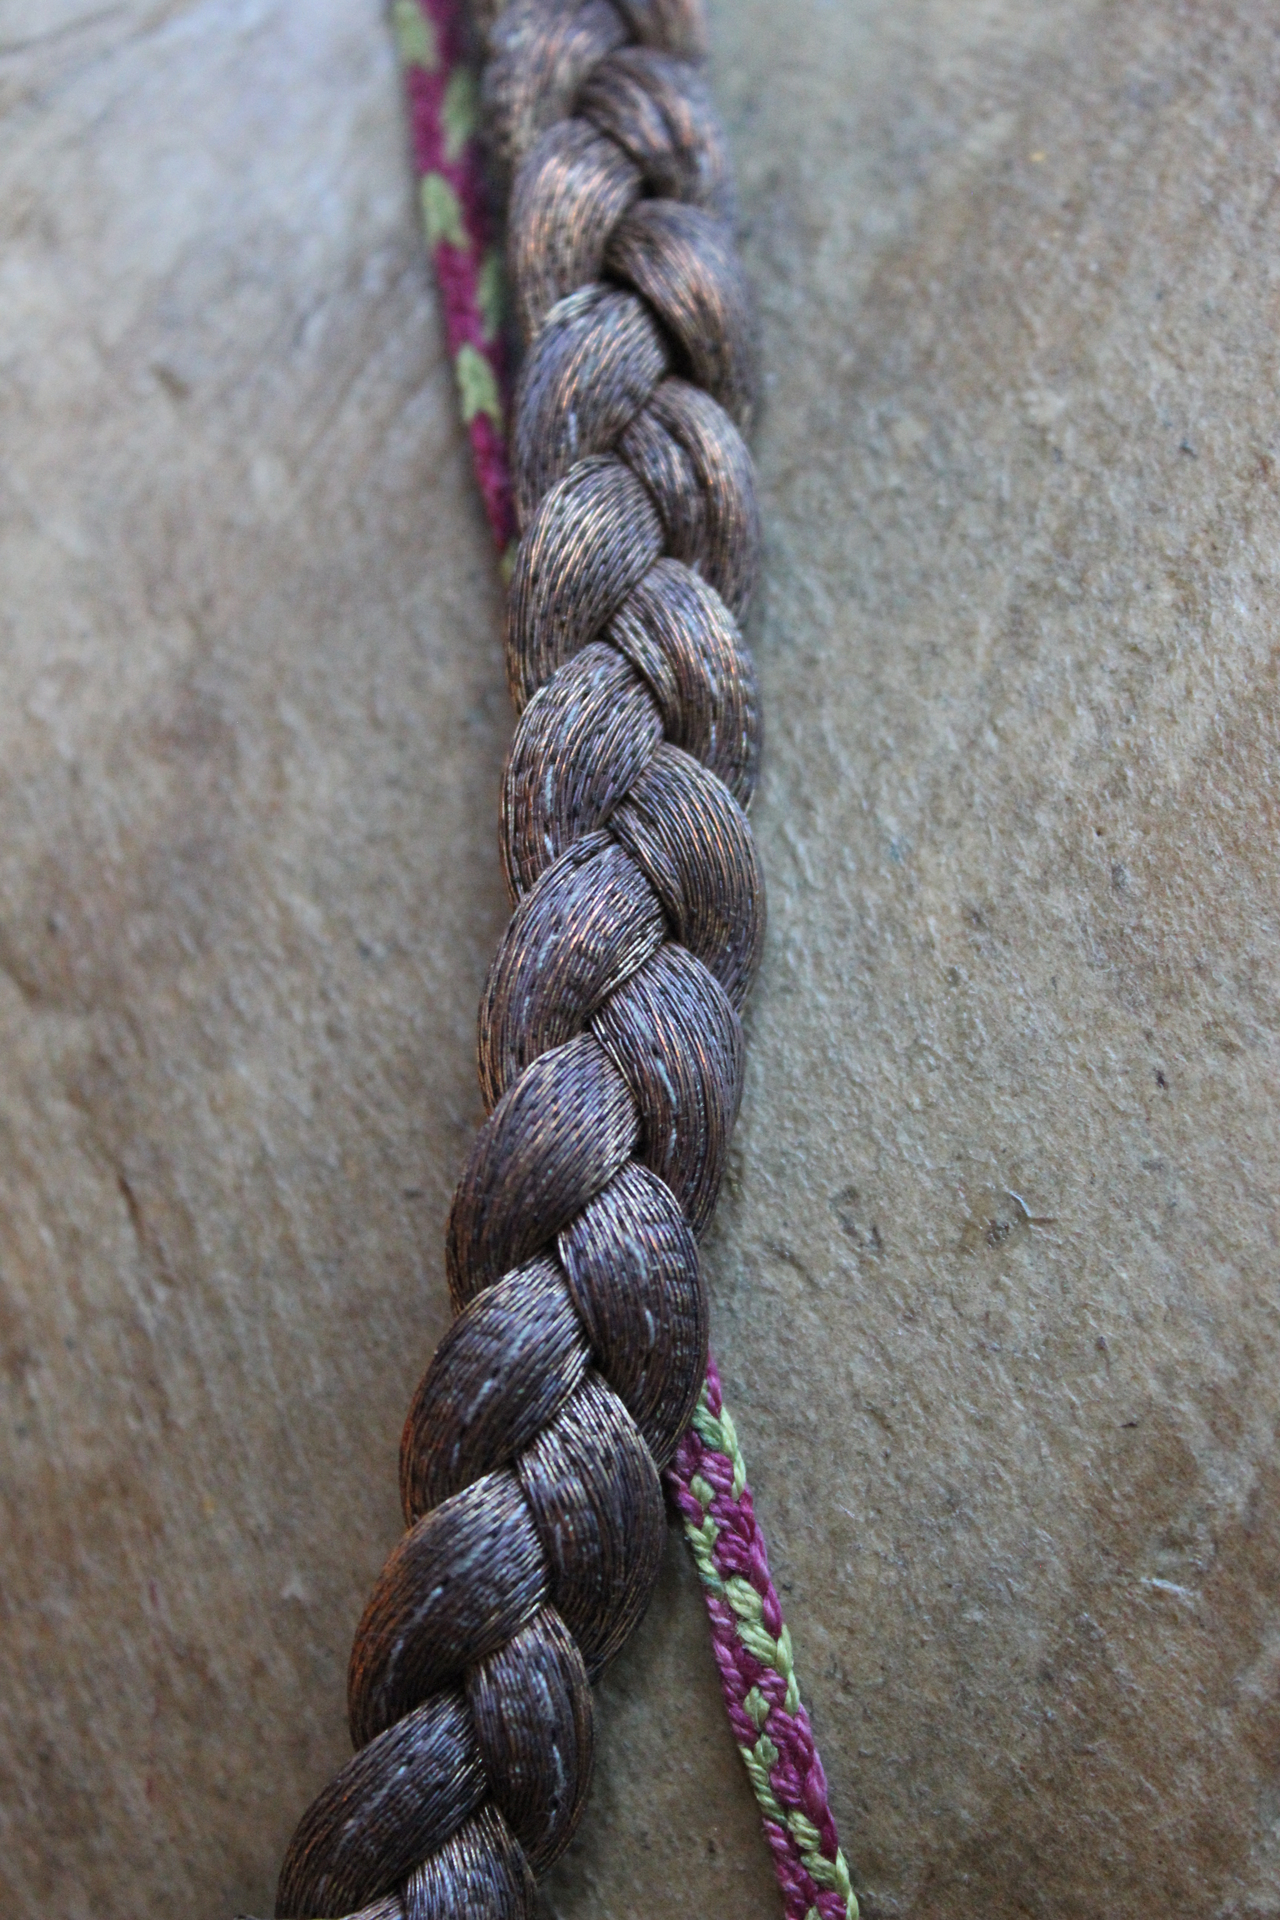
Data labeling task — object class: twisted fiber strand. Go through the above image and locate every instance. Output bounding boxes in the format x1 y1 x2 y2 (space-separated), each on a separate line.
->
671 1357 858 1920
434 11 857 1904
392 0 516 549
267 4 853 1917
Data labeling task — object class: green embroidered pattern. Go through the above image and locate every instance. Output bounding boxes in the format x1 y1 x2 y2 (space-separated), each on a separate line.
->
678 1379 859 1920
391 0 437 71
441 67 479 160
421 171 466 250
476 249 505 342
455 343 503 425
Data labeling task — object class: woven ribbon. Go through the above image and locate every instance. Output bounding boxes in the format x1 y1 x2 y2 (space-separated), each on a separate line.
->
270 4 854 1916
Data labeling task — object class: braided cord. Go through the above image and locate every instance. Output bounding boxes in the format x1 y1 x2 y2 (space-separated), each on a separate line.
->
395 7 857 1919
267 5 853 1917
671 1359 857 1920
392 0 516 550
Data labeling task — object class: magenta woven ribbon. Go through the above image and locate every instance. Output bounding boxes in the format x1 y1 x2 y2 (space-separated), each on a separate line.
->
668 1356 853 1919
402 0 516 549
398 6 854 1914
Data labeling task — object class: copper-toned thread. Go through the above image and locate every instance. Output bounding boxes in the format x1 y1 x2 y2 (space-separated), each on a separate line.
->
274 4 771 1912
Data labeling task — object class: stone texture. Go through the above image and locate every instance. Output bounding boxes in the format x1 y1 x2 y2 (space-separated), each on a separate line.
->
1 2 1277 1918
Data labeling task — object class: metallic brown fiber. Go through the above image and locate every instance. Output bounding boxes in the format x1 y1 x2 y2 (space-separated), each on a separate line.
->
639 375 761 615
277 2 770 1910
482 0 628 183
507 123 643 345
578 46 731 212
400 1807 537 1920
478 832 667 1106
347 1471 548 1748
511 285 668 526
505 455 665 711
445 1030 639 1304
591 938 743 1236
399 1258 589 1517
613 388 708 565
557 1160 707 1466
515 1372 666 1679
609 0 707 60
606 199 759 428
616 376 760 616
465 1609 593 1874
500 640 663 896
611 741 765 1010
275 1694 486 1917
608 556 760 804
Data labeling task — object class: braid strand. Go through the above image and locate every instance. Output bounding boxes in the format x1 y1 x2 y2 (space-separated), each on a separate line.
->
269 4 855 1915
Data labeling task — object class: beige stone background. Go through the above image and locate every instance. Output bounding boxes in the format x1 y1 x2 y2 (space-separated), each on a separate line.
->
2 0 1278 1915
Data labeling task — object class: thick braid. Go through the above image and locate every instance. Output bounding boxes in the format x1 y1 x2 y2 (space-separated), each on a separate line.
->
274 4 764 1914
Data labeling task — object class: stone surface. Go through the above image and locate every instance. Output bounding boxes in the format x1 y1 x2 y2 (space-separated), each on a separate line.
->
1 2 1277 1917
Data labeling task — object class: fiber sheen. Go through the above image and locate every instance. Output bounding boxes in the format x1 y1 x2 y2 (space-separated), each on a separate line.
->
271 3 854 1916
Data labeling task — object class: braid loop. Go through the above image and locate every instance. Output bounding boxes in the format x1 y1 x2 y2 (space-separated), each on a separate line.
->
276 2 765 1910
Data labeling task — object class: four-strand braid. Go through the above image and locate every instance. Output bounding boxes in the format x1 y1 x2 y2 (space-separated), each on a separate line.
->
276 2 764 1912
